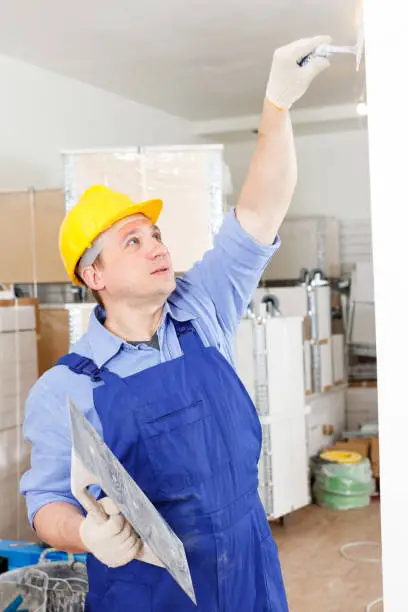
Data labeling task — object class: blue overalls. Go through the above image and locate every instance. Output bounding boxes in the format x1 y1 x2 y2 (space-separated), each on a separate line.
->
57 320 288 611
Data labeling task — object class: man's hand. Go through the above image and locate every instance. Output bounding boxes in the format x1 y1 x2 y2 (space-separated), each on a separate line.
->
266 36 332 110
80 497 163 569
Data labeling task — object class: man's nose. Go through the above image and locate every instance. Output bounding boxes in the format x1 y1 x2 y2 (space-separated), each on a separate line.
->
146 239 168 259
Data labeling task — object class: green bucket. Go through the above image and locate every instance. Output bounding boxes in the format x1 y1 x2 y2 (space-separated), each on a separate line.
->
313 457 374 510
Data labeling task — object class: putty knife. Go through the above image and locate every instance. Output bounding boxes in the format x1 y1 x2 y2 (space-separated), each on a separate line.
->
298 23 365 71
68 396 197 605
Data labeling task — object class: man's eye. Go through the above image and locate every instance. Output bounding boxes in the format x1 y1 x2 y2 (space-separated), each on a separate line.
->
153 233 162 241
127 237 139 246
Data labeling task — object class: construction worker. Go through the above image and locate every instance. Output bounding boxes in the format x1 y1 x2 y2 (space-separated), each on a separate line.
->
21 37 331 611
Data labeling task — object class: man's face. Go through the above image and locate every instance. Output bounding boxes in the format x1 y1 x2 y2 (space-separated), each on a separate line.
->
85 214 176 305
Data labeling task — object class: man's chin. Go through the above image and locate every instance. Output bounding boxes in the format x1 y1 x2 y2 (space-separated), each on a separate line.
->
154 275 176 297
165 276 177 295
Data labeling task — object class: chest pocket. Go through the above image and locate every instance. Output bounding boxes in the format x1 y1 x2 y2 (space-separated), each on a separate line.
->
139 393 230 493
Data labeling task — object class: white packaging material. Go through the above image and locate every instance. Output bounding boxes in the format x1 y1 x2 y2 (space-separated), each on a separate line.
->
63 145 225 275
306 387 346 457
351 262 375 303
0 306 36 332
0 424 20 470
0 330 37 364
309 284 331 341
312 340 333 393
0 397 25 429
351 302 376 345
264 317 306 418
304 340 312 395
235 316 306 416
67 304 95 347
0 329 38 429
263 216 340 281
0 384 36 434
0 290 15 300
0 360 37 399
265 286 308 318
320 341 333 391
0 426 31 539
0 472 20 539
346 386 378 430
332 334 346 384
258 415 309 519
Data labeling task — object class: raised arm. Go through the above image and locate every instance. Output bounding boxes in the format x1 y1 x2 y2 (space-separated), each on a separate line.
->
236 36 331 245
180 37 331 338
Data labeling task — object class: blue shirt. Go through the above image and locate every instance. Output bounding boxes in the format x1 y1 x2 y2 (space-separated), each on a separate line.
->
20 209 280 526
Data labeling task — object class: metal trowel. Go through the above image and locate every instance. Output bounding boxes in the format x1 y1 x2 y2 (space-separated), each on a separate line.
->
298 22 365 71
68 396 197 605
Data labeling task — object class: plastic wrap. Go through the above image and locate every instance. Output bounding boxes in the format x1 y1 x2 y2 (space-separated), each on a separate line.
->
67 304 94 348
62 145 226 275
0 560 88 612
0 303 38 540
313 458 374 510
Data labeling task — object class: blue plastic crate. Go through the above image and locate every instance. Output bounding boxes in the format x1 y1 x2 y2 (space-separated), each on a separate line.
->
0 540 87 571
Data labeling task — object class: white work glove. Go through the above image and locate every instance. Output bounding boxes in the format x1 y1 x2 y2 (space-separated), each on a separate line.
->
80 497 164 569
266 36 332 110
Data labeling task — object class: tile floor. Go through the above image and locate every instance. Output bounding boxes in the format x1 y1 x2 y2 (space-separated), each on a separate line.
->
271 500 383 611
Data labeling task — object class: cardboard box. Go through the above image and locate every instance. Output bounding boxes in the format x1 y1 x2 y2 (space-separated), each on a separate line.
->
0 305 36 333
370 437 380 478
304 316 311 341
349 380 377 388
0 330 37 364
0 189 66 284
328 438 371 458
0 298 40 333
37 307 70 376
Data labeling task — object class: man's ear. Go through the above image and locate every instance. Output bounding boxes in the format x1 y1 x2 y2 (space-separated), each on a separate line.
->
80 265 105 291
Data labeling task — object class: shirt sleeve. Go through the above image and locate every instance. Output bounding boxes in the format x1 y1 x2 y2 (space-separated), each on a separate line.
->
182 208 280 337
20 371 101 527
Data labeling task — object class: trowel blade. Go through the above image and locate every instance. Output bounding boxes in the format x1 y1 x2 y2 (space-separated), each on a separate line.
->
68 396 197 605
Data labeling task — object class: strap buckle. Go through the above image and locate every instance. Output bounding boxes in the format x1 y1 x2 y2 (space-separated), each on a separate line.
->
76 357 103 382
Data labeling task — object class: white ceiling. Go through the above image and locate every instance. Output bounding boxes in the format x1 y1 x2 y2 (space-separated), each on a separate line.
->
0 0 365 121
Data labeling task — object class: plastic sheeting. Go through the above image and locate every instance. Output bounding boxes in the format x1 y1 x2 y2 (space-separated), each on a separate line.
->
313 457 374 510
62 146 227 275
0 561 88 612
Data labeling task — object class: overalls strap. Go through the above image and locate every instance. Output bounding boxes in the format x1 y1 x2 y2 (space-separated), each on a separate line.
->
174 320 204 355
56 353 104 382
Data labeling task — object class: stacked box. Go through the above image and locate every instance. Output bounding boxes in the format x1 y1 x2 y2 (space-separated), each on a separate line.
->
63 145 226 275
0 304 38 540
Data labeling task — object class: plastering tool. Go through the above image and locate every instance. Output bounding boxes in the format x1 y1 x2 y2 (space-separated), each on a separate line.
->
298 23 365 71
68 396 197 605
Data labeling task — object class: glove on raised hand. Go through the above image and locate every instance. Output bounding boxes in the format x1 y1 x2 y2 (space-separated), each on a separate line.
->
266 36 332 110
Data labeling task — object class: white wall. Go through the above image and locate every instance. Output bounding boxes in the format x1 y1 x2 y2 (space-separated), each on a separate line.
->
223 125 372 220
0 55 196 191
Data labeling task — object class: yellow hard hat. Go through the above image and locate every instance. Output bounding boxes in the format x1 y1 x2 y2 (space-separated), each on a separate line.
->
59 185 163 285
